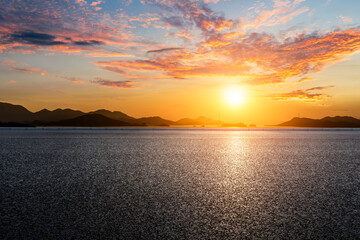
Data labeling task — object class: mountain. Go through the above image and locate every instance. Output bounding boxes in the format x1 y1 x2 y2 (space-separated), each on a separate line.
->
0 102 86 122
33 108 85 122
86 112 176 126
278 116 360 128
44 114 142 127
176 116 223 125
0 102 34 122
88 109 136 122
135 116 176 126
321 116 360 125
0 102 178 126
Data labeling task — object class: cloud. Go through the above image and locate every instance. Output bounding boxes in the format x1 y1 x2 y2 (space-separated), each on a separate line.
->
72 40 104 46
6 31 66 46
0 1 138 54
76 0 87 5
86 0 358 85
1 31 105 48
306 85 334 91
1 0 359 89
163 16 186 28
91 78 136 88
58 76 85 83
269 85 334 102
145 0 234 36
204 0 223 3
147 47 183 54
240 0 308 30
297 77 313 83
1 59 47 75
94 28 360 84
338 15 352 24
90 1 102 6
85 52 134 58
101 66 127 75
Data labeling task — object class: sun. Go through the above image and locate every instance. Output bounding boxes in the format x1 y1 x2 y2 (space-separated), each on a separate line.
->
223 86 246 106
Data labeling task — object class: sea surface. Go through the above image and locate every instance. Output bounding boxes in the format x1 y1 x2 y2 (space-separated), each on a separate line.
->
1 128 360 239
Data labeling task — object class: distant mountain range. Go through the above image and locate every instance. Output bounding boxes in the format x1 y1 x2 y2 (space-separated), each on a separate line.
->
278 117 360 128
0 102 228 127
1 102 359 128
177 116 224 125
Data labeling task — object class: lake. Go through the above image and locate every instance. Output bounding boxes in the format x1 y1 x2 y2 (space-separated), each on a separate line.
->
1 128 360 239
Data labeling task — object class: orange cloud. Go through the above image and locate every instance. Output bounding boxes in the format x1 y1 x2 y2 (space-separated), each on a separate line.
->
94 28 360 84
297 77 314 83
269 85 335 102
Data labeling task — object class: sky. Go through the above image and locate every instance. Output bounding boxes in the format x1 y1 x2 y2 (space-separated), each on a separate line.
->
0 0 359 125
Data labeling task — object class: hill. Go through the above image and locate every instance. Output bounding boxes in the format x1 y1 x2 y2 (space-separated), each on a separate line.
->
0 102 34 122
0 102 86 122
278 116 360 128
321 116 360 125
0 102 178 126
43 114 142 127
33 108 85 122
176 116 223 126
88 109 136 122
135 116 176 126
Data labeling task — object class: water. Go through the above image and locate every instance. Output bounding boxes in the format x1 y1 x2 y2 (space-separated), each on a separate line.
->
1 129 360 239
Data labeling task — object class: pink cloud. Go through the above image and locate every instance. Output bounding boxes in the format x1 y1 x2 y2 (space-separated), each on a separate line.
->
240 0 309 29
1 59 47 76
57 76 85 83
91 78 137 88
90 1 102 6
338 15 352 24
0 1 139 55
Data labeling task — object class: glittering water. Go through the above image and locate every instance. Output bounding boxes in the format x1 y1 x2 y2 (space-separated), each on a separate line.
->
1 129 360 239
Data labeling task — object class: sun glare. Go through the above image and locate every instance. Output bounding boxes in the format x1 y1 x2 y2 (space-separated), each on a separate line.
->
223 86 246 106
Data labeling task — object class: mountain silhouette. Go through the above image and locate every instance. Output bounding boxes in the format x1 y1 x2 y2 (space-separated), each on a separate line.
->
0 102 86 122
278 116 360 128
136 116 176 126
0 102 34 122
0 102 179 127
43 114 142 127
0 102 183 127
321 116 360 125
33 108 85 121
88 109 136 122
4 102 358 128
176 116 223 125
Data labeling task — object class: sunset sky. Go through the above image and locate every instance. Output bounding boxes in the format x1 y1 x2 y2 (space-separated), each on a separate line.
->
0 0 359 125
